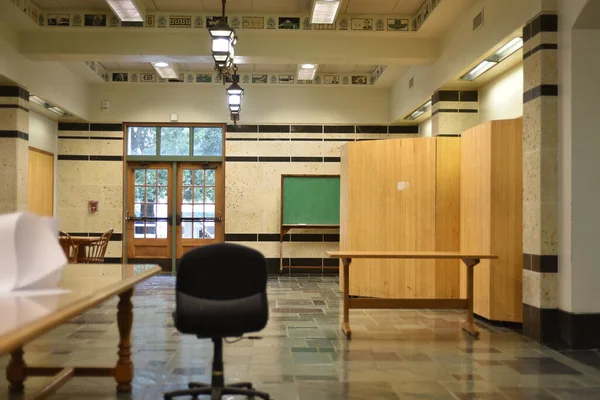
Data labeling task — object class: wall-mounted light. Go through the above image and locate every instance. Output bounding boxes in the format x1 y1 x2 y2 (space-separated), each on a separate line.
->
151 62 179 79
29 95 71 117
404 100 432 120
297 63 318 80
209 0 237 81
460 37 523 81
105 0 145 22
311 0 341 24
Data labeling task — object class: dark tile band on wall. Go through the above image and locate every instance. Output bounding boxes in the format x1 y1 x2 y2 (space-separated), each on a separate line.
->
432 109 479 116
389 125 419 134
58 155 123 161
292 156 323 162
227 124 258 132
523 304 558 344
523 85 558 104
259 125 290 133
324 125 355 133
67 232 123 241
291 125 323 133
58 122 90 131
226 138 258 141
58 136 124 140
324 157 341 162
523 13 559 43
0 104 29 112
432 90 479 105
226 233 340 242
356 126 387 134
90 123 123 131
524 43 558 60
558 310 600 349
260 156 292 162
0 130 29 141
523 254 558 273
0 86 29 101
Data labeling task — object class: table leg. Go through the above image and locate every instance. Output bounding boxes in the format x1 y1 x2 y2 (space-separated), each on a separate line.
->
342 258 352 338
115 288 134 392
6 347 26 393
461 258 480 338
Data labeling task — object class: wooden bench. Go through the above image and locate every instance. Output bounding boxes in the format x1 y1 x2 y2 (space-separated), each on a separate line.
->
327 251 498 339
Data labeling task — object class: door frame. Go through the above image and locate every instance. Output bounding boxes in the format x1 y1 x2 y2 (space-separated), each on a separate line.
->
122 122 227 273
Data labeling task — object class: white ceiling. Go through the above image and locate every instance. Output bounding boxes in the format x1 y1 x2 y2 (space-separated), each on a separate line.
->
100 62 378 73
34 0 426 15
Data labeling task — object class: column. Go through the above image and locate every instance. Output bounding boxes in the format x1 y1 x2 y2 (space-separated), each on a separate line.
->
0 86 29 213
521 12 559 343
431 90 479 136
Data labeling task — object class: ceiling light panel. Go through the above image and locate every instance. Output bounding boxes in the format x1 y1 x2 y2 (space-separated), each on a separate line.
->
105 0 145 22
460 60 497 81
297 64 318 80
311 0 341 24
151 62 179 79
487 37 523 63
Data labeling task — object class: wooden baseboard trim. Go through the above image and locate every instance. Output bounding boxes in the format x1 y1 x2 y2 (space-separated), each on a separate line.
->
348 298 468 310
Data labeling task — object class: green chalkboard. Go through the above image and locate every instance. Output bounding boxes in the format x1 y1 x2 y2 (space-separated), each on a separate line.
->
281 175 340 226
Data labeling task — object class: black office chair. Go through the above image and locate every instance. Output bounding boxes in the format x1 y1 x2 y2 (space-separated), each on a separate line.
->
163 244 271 400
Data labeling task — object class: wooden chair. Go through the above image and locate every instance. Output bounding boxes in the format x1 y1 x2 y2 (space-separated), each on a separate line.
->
58 231 78 263
79 228 114 264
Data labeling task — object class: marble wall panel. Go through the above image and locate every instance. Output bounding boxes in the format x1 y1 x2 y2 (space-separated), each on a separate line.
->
523 269 558 308
0 108 28 131
106 241 122 258
59 139 92 155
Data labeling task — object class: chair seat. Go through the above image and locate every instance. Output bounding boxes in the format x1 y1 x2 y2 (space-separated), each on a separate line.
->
174 292 268 337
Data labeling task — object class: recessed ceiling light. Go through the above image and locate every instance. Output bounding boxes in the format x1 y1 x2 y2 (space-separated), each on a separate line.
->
297 64 318 80
105 0 145 22
405 100 432 120
460 37 523 81
151 62 179 79
29 95 47 107
311 0 341 24
460 60 497 81
48 106 68 117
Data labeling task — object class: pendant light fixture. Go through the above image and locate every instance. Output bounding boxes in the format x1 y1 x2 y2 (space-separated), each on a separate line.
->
209 0 238 81
226 65 244 124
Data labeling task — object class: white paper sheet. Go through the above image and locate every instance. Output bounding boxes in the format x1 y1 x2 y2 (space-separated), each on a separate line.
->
0 212 67 293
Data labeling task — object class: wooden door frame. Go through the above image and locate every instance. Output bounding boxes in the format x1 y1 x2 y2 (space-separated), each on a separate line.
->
121 122 227 272
28 146 55 216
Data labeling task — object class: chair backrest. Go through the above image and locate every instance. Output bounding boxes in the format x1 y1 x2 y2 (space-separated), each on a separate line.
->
58 231 77 263
79 228 113 264
175 243 269 336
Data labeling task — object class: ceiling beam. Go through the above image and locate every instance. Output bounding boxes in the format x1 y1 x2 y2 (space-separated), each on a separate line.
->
18 30 439 66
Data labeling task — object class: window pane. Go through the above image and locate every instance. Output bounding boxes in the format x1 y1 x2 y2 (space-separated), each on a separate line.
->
182 221 192 239
193 204 204 217
128 127 157 155
157 204 168 218
194 187 204 203
204 221 215 238
134 204 142 217
160 127 190 156
134 222 145 238
205 187 215 203
156 222 168 238
193 222 204 239
158 169 168 186
143 203 156 217
134 170 145 184
146 170 157 185
205 204 215 218
158 187 168 203
193 127 223 156
183 170 192 185
135 186 145 202
146 188 156 203
205 170 216 186
182 187 193 203
194 170 204 186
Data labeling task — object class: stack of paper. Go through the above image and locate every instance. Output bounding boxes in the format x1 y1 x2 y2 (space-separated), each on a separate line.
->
0 212 67 294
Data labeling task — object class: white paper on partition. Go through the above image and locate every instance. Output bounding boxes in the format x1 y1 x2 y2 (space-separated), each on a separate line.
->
0 212 67 293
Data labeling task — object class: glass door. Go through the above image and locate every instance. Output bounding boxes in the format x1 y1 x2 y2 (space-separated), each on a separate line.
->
126 163 173 264
177 163 224 258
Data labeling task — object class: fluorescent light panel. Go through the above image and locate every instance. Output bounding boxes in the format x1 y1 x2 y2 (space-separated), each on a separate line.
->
405 100 432 120
29 95 70 117
29 95 47 107
297 64 318 80
311 0 341 24
48 106 68 117
105 0 145 22
151 62 179 79
460 37 523 81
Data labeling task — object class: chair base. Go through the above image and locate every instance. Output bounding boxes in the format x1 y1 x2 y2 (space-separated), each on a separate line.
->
163 382 270 400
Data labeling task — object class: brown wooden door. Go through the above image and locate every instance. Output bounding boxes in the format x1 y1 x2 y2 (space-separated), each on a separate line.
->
176 163 224 258
126 163 173 261
28 147 54 216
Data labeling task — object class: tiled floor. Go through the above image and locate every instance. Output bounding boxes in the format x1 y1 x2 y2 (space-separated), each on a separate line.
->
2 276 600 399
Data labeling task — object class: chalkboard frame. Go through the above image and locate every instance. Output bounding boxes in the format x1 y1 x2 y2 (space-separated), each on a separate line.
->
280 174 341 228
279 174 340 274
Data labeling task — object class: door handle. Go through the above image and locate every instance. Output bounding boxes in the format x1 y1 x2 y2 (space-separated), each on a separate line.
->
215 211 223 222
168 213 182 226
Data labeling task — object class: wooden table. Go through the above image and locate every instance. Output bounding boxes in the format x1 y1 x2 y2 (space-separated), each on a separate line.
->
62 236 98 262
327 251 498 339
0 263 162 399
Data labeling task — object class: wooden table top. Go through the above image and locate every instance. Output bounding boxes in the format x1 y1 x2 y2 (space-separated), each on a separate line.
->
0 264 162 356
327 251 498 260
68 236 101 244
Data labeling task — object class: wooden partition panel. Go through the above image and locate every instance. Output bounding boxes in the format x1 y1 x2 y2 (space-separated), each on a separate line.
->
461 119 523 322
28 147 54 216
340 138 461 299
